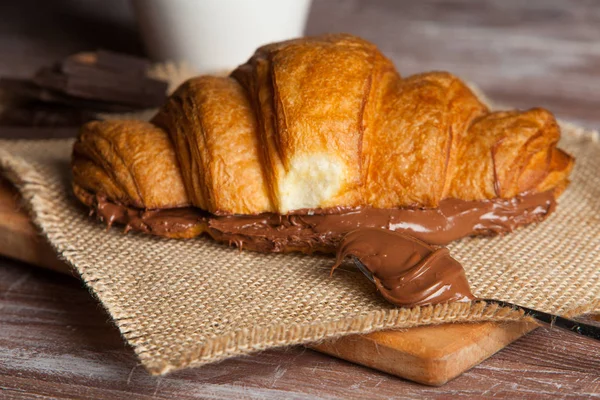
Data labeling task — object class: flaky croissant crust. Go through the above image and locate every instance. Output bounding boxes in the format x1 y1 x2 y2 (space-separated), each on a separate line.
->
72 34 573 216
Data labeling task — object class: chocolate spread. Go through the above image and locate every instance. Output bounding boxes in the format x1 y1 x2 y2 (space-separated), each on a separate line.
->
97 198 206 237
331 228 475 307
91 190 556 254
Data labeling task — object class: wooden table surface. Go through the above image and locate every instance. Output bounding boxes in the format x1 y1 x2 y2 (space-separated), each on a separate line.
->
1 0 599 398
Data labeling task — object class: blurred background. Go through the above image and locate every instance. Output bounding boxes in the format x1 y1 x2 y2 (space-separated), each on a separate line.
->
0 0 599 126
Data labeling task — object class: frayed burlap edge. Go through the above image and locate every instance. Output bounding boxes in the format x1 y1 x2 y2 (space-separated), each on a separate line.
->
1 119 599 375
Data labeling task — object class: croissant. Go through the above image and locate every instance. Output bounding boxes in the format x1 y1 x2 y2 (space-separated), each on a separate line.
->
72 34 573 253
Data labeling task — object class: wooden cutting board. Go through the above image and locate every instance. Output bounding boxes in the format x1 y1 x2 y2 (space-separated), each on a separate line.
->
0 177 536 386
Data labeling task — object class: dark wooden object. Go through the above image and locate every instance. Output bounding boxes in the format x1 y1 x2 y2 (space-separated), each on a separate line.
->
0 49 168 127
0 0 599 397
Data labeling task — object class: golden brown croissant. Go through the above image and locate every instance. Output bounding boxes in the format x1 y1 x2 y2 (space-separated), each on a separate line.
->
71 34 573 252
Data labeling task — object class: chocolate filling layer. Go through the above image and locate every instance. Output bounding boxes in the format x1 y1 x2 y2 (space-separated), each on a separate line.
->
90 190 556 253
331 228 475 307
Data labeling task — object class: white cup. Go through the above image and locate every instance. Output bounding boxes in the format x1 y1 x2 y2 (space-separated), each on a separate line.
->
132 0 312 73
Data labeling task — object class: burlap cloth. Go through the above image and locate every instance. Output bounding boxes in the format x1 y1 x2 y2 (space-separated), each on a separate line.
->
0 77 598 375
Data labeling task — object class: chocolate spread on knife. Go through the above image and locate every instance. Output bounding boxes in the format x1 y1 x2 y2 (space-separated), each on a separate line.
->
92 190 556 253
331 228 475 307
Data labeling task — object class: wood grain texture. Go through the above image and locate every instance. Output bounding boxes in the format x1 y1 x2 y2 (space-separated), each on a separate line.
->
0 179 73 275
311 321 536 386
1 0 600 398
